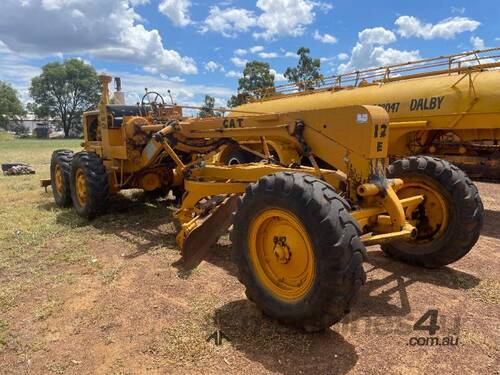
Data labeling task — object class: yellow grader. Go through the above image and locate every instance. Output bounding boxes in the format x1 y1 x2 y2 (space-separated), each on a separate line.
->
227 48 500 179
43 73 484 332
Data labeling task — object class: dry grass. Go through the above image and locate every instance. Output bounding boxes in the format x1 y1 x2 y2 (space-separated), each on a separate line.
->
0 134 499 374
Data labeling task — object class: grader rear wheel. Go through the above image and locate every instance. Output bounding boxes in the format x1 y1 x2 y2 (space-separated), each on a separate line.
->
50 150 73 207
382 156 484 268
232 172 366 332
70 152 110 219
219 145 255 165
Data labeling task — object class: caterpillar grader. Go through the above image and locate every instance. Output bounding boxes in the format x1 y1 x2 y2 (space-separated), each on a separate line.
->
42 69 484 332
225 48 500 180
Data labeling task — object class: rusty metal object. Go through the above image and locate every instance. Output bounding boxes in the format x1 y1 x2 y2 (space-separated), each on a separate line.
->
2 163 35 176
180 195 240 270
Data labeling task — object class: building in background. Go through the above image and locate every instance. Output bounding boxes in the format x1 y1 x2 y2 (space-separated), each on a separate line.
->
8 114 60 138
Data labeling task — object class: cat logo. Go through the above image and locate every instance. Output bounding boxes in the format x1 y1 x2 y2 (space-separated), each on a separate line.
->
223 118 244 128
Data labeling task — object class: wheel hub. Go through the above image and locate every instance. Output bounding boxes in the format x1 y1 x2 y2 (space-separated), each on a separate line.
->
75 169 88 207
397 180 449 241
248 209 315 301
273 236 291 264
54 164 63 195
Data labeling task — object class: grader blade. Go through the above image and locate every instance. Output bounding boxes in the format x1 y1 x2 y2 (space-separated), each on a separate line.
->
180 195 240 270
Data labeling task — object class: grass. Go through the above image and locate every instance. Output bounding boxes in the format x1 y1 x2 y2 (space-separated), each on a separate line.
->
469 279 500 305
0 319 7 351
0 137 83 351
35 298 63 321
0 136 81 171
0 136 182 369
0 131 499 374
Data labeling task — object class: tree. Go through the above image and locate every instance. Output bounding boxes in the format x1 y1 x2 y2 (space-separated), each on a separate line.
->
199 95 220 118
29 59 100 138
284 47 323 91
0 81 24 130
227 61 275 107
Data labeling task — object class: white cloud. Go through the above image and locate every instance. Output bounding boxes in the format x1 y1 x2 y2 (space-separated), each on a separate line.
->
320 57 335 63
231 57 248 67
0 0 197 75
225 70 242 78
169 76 186 82
0 53 42 102
451 6 465 15
115 71 232 104
395 16 480 40
200 6 256 37
204 61 225 72
313 30 338 44
0 40 11 54
253 0 317 40
285 51 298 58
158 73 186 82
270 69 287 82
129 0 150 5
316 2 333 13
338 26 420 74
110 71 234 116
234 48 248 56
358 27 396 45
371 47 420 66
200 0 326 41
259 52 278 58
470 36 485 50
337 52 349 61
159 0 192 27
338 43 420 74
250 45 264 53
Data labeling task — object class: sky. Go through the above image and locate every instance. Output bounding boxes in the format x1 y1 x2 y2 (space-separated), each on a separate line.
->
0 0 498 109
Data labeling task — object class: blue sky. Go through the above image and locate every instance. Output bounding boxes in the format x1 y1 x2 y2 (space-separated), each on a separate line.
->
0 0 498 108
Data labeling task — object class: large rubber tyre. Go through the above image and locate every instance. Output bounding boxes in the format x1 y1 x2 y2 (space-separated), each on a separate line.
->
50 150 73 207
70 152 110 219
382 156 483 268
232 172 367 332
220 145 255 165
143 187 169 202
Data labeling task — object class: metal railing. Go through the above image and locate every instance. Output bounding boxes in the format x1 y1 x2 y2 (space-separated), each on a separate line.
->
249 47 500 101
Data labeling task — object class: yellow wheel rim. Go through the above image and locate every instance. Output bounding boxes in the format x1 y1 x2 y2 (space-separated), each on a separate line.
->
75 169 88 207
248 209 315 302
54 164 64 195
397 179 449 241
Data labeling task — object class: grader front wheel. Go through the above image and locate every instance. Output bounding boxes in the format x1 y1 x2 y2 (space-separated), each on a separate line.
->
382 156 484 268
232 172 366 332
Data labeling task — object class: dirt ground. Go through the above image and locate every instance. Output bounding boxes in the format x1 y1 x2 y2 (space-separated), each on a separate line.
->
0 137 498 374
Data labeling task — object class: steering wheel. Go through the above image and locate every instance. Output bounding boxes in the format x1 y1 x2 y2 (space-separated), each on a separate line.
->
141 91 166 115
141 90 165 116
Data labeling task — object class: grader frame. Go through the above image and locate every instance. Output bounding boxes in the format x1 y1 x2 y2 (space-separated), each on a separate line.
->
44 75 483 331
143 103 423 261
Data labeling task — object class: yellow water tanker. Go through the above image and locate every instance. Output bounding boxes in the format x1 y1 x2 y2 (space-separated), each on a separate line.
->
232 49 500 178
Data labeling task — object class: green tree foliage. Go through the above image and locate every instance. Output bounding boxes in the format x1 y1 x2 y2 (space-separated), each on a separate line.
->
199 95 220 118
284 47 323 91
30 58 100 138
0 81 24 130
227 61 275 107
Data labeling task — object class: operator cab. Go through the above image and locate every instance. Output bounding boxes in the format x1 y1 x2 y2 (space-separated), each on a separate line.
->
106 105 142 128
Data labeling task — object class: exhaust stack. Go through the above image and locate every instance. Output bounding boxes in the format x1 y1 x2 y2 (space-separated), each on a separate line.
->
113 77 125 105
